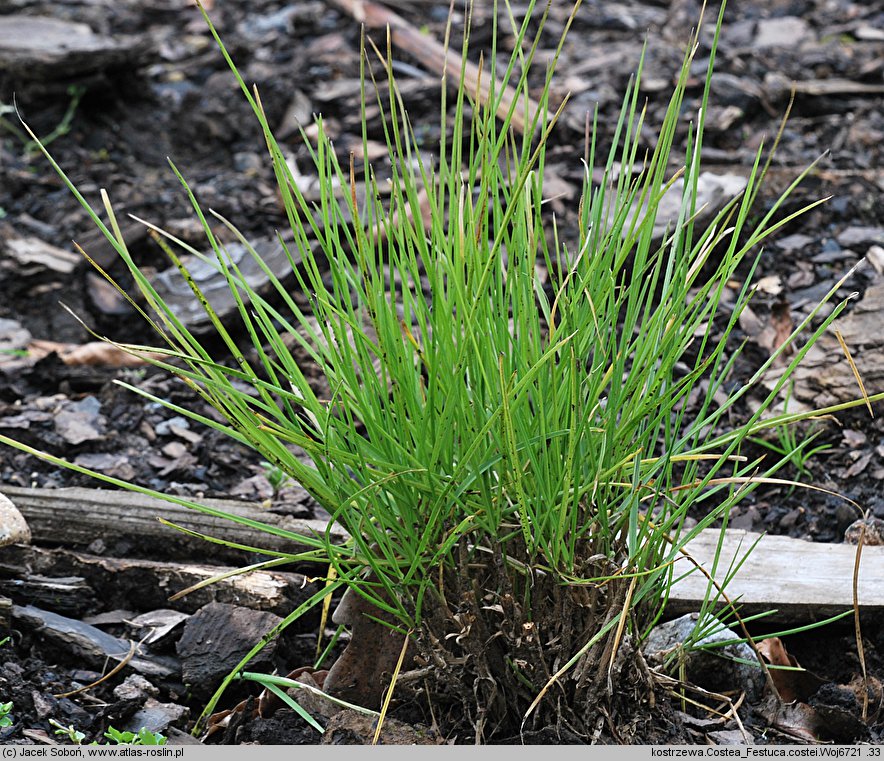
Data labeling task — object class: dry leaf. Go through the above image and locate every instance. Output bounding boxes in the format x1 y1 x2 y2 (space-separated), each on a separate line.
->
28 340 162 367
766 699 821 743
757 637 826 703
740 301 794 357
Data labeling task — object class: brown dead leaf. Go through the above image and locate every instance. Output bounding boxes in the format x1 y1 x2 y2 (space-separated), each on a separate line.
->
757 638 826 703
347 138 390 162
255 666 328 717
541 164 577 216
740 300 794 358
770 301 794 354
765 699 821 743
202 697 256 740
28 340 162 367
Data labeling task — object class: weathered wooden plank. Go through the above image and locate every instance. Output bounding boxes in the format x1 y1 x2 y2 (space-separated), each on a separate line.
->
669 529 884 621
4 486 348 563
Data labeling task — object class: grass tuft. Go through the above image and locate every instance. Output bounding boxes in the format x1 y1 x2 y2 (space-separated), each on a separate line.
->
2 0 877 741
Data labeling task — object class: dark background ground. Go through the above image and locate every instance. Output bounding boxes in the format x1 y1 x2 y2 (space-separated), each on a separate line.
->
0 0 883 745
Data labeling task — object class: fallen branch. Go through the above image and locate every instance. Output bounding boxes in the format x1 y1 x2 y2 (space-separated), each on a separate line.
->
5 486 347 563
326 0 546 135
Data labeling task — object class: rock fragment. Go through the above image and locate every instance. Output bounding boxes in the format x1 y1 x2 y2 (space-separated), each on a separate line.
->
644 612 766 701
0 491 30 547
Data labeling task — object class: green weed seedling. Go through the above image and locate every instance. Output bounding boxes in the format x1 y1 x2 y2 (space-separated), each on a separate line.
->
49 719 166 746
259 460 292 495
756 426 831 480
100 727 167 746
750 385 832 480
0 85 86 155
0 639 11 729
0 701 13 729
49 720 86 744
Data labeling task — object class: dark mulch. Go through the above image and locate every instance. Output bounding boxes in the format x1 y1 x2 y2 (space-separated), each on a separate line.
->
1 0 883 745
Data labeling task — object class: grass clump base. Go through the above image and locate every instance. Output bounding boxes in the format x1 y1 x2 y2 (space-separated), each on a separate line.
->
3 0 877 743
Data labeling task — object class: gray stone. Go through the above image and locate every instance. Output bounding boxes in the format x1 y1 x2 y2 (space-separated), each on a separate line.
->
644 612 766 701
0 491 30 547
122 698 189 736
754 17 812 49
113 674 159 702
0 318 32 358
836 226 884 249
55 396 106 445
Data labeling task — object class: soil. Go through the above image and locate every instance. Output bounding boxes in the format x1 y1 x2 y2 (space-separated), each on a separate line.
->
1 0 883 746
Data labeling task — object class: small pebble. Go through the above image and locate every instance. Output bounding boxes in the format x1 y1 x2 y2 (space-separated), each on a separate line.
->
844 517 884 546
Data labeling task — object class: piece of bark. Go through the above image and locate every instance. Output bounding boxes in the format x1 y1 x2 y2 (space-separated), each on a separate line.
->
164 727 204 746
77 221 149 272
321 710 439 745
176 603 282 700
326 0 546 135
763 71 884 101
323 587 412 711
12 604 176 679
121 698 189 737
149 237 299 333
1 228 81 276
0 544 319 619
0 572 95 618
0 16 147 83
769 280 884 409
4 486 347 564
